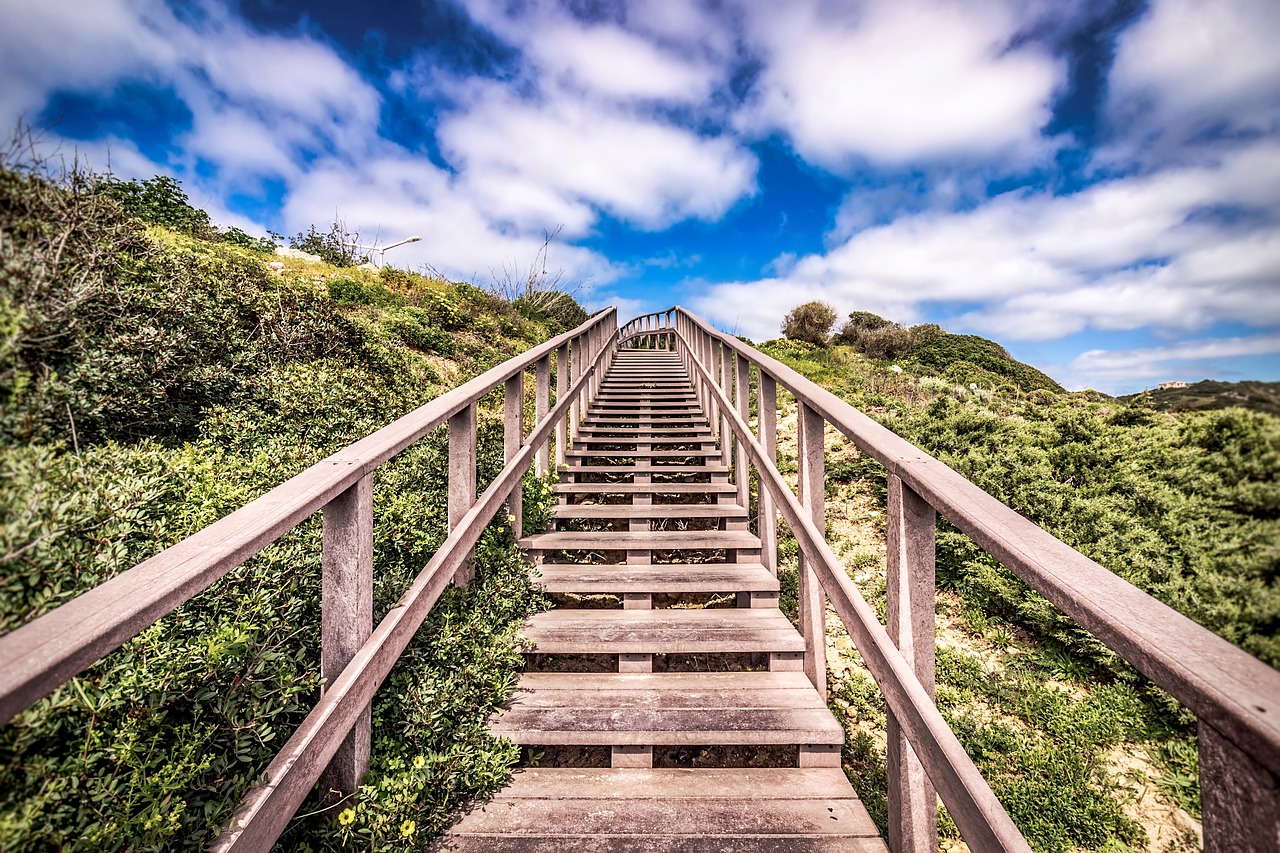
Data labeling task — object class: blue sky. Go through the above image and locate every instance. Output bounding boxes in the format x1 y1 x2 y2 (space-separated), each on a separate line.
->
2 0 1278 394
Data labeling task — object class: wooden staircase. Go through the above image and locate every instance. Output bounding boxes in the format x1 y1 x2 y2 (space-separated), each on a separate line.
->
437 348 887 850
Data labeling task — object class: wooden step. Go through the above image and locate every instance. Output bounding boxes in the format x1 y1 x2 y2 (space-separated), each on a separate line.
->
535 562 777 594
578 422 716 432
560 464 729 475
565 449 720 459
551 504 745 519
434 768 887 852
521 530 760 551
491 672 841 746
553 482 736 495
586 412 706 417
520 608 803 654
574 436 716 447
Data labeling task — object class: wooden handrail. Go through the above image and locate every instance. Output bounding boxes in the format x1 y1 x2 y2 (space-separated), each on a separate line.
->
666 306 1280 851
213 329 618 849
0 308 616 723
673 323 1031 851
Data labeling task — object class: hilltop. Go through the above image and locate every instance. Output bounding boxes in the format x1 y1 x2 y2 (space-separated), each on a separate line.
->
1121 379 1280 417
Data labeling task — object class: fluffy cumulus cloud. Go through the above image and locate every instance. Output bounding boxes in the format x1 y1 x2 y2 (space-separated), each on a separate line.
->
281 151 617 288
735 0 1064 167
695 140 1280 344
1109 0 1280 153
437 82 756 234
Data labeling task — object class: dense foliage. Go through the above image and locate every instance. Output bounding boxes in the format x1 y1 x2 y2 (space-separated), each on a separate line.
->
0 157 570 849
781 300 837 345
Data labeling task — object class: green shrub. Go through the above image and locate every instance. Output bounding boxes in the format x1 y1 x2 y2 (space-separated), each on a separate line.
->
907 334 1063 393
327 277 406 308
100 174 215 238
384 308 455 356
782 301 837 346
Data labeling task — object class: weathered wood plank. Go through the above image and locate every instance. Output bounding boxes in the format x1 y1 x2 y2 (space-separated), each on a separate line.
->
521 608 805 654
534 563 778 594
550 504 746 519
886 474 938 853
319 474 373 796
521 530 760 550
797 403 827 696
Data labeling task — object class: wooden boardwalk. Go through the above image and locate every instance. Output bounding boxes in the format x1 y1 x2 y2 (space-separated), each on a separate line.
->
437 349 887 851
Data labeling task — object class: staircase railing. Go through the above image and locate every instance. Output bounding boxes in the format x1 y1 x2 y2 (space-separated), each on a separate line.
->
624 306 1280 853
0 308 618 849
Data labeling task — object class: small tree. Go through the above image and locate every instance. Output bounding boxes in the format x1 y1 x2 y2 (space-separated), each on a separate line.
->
289 219 367 267
781 300 837 346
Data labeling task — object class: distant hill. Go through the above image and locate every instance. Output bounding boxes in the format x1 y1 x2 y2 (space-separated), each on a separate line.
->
1120 380 1280 416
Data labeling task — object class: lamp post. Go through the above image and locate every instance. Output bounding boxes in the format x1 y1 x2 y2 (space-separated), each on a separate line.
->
344 235 422 268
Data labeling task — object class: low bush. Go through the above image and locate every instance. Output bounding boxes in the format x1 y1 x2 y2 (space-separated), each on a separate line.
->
782 301 837 346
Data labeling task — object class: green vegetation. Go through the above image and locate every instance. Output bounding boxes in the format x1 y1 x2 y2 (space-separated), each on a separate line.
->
0 153 577 849
761 313 1279 850
781 300 837 345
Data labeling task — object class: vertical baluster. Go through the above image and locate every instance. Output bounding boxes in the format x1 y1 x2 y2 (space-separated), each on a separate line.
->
720 341 732 458
796 403 827 694
757 372 778 575
1199 723 1280 852
505 370 524 539
886 473 938 853
449 402 478 585
556 343 569 469
574 334 587 431
705 333 714 419
734 353 750 509
535 355 550 474
320 474 373 796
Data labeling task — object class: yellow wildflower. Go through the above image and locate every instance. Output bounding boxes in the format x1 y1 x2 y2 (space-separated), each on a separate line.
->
413 755 426 770
338 808 356 826
401 819 416 838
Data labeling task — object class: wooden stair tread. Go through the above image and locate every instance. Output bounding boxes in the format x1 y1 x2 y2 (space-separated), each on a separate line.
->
436 766 886 852
561 464 729 474
565 449 720 458
535 562 778 593
521 608 804 654
574 441 716 451
553 482 736 494
551 504 746 519
521 530 760 550
492 672 842 745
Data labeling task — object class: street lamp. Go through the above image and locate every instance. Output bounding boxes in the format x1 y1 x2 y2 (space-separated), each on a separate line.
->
344 235 422 268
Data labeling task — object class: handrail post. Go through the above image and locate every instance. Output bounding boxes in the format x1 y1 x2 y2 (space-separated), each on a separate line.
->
320 473 373 796
708 339 721 440
556 343 569 469
449 402 478 585
720 342 733 461
505 371 524 539
758 371 778 574
574 334 587 432
734 353 750 509
887 473 939 853
535 355 551 474
797 403 827 694
1200 722 1280 851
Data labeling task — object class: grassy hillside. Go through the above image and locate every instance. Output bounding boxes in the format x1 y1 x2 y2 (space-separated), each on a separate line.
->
758 339 1279 851
1121 379 1280 417
0 161 572 849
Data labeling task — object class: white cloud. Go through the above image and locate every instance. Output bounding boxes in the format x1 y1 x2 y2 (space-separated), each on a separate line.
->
282 151 618 290
437 82 757 232
1109 0 1280 151
0 0 179 123
1066 333 1280 389
735 0 1064 168
693 140 1280 343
